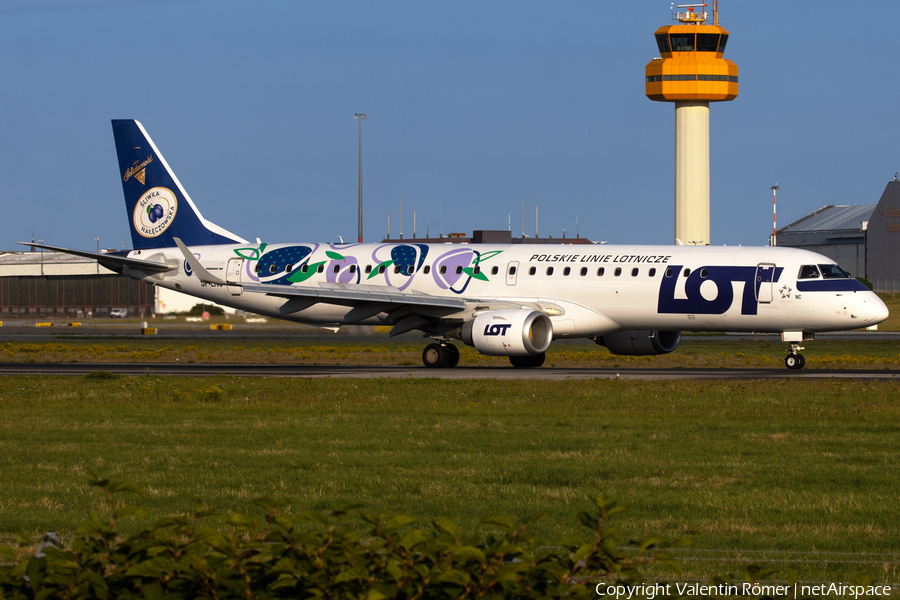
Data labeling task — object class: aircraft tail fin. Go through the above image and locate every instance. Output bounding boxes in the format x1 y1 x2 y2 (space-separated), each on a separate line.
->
112 120 246 250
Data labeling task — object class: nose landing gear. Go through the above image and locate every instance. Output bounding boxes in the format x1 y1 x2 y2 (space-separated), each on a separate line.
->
784 343 806 370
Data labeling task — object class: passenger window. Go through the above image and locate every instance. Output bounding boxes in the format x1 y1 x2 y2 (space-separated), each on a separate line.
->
286 264 293 272
700 268 708 278
301 264 309 273
631 268 639 277
509 266 517 275
649 268 656 277
473 266 481 275
378 265 386 274
333 265 340 273
407 265 414 275
614 268 622 277
529 266 536 275
394 266 401 274
424 265 430 274
580 267 587 276
439 266 447 274
491 266 498 275
365 265 372 274
349 265 356 273
799 265 820 279
665 267 673 277
269 264 278 273
563 267 571 276
684 268 691 277
455 266 463 275
254 263 262 274
547 267 554 276
597 267 605 276
317 265 324 273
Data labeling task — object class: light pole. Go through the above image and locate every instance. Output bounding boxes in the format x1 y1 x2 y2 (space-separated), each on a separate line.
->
771 184 780 246
94 237 99 273
354 113 367 243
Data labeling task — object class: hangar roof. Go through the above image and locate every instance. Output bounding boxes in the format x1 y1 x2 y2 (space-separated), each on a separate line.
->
0 251 117 276
779 204 875 234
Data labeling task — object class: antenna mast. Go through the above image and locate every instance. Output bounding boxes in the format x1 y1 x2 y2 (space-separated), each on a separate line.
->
713 0 718 25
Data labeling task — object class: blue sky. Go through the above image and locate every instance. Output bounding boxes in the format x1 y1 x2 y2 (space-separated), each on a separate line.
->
1 0 897 251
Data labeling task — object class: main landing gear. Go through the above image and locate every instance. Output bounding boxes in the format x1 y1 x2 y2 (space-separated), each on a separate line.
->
420 344 547 369
784 343 806 370
422 343 460 369
509 353 545 368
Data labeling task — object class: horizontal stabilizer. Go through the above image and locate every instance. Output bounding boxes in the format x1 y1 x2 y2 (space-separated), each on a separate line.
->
16 242 176 274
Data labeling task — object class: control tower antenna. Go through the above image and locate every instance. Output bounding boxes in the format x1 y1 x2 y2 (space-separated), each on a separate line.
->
647 2 738 246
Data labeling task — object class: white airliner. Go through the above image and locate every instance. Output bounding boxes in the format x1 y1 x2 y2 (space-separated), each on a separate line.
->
25 120 889 370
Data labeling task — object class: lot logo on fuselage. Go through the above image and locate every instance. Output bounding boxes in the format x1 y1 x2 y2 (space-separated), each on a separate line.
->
657 265 782 315
133 187 177 238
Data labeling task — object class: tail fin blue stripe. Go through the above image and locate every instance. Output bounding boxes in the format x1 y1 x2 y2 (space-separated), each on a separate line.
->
112 120 246 250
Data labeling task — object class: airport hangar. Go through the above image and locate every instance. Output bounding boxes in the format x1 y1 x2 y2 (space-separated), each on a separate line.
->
0 231 592 319
775 175 900 293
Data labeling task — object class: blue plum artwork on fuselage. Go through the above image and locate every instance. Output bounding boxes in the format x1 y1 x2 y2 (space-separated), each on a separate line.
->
231 242 503 293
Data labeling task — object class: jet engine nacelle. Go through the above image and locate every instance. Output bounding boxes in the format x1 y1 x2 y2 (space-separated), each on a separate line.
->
597 330 681 356
461 309 553 356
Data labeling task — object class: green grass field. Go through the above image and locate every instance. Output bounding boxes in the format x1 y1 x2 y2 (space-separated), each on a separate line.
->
4 336 900 370
1 375 898 584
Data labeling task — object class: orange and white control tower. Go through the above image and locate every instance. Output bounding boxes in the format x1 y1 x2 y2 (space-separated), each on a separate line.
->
646 2 738 245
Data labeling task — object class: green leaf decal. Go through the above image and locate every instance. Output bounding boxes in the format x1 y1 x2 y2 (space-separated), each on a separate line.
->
326 251 345 260
287 261 325 283
234 243 267 261
474 250 503 264
463 267 490 281
367 260 394 280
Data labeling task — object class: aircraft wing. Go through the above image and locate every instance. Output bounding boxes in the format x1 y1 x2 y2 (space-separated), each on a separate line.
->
241 282 470 336
16 242 177 274
242 282 465 309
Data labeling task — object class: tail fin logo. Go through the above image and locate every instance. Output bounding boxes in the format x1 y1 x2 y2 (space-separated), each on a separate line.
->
123 156 153 186
133 187 178 238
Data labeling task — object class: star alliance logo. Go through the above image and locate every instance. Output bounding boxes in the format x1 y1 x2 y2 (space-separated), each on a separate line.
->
779 284 792 298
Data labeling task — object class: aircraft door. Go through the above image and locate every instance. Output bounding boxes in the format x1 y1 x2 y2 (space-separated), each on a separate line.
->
226 258 243 296
506 261 519 286
755 263 775 303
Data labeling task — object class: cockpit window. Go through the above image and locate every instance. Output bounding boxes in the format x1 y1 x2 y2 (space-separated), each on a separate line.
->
798 265 820 279
819 264 852 279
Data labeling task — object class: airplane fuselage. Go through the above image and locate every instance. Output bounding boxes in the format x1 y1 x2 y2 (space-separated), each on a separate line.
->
127 241 886 338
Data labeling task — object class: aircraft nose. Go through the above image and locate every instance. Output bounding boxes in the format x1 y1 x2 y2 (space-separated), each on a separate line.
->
864 295 890 324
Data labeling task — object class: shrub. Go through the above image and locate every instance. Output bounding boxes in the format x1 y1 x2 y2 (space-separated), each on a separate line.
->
0 479 681 598
185 303 225 316
83 370 120 381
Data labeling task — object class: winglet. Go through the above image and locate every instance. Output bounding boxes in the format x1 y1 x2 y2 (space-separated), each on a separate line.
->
173 237 229 286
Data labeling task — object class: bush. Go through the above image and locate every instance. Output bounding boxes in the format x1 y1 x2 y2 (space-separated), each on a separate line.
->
0 479 681 598
186 303 225 317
